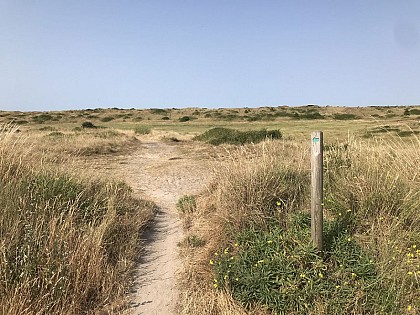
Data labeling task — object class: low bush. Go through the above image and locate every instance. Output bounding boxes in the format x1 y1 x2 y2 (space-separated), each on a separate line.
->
32 114 53 124
134 125 151 135
47 131 65 137
179 116 191 122
39 126 56 131
100 116 115 122
177 195 197 213
150 108 168 115
194 128 282 145
333 113 360 120
81 121 96 129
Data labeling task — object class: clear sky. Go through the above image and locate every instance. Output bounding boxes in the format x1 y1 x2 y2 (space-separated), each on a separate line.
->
1 1 419 111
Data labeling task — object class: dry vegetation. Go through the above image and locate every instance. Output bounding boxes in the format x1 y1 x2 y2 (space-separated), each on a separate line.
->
0 124 155 314
1 105 420 314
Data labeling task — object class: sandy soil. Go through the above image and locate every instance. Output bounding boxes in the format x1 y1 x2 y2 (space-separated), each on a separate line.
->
105 140 212 315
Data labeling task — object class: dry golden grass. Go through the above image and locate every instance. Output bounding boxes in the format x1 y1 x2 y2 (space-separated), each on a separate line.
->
0 124 155 314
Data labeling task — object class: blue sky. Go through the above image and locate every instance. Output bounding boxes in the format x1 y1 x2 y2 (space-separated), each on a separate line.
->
1 1 419 111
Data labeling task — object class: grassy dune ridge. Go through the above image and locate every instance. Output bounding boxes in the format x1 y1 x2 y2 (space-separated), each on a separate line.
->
0 124 155 314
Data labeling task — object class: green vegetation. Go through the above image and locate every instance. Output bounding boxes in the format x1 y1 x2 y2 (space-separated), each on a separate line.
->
134 125 151 135
184 234 206 247
100 116 115 122
333 113 360 120
179 116 191 122
213 212 397 314
177 195 196 213
81 121 96 129
32 114 53 123
194 127 282 145
47 131 65 137
150 108 168 115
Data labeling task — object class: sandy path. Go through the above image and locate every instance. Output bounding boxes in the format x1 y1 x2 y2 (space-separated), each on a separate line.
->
114 140 211 315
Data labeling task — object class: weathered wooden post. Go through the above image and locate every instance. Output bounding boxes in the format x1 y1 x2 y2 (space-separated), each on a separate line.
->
311 131 323 252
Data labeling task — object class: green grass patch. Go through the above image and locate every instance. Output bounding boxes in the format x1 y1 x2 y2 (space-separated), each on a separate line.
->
333 114 360 120
32 114 53 124
212 212 399 314
100 116 115 122
81 121 97 129
176 195 196 213
133 125 151 135
194 127 282 145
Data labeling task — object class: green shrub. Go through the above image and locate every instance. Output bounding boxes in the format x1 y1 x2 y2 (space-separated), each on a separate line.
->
161 116 170 120
47 131 65 137
81 121 96 129
100 116 115 122
408 108 420 115
194 127 282 145
212 212 398 314
134 125 151 135
297 111 324 120
333 114 360 120
15 120 28 125
176 195 196 213
32 114 53 123
397 130 420 137
184 234 206 247
94 130 123 138
179 116 191 122
150 108 167 115
39 126 56 131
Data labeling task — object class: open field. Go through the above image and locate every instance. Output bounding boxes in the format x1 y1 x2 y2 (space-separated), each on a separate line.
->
0 105 419 314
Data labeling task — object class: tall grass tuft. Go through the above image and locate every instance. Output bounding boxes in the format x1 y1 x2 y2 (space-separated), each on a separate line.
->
0 124 155 314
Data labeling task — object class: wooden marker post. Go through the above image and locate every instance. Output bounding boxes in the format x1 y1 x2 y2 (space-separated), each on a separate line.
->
311 131 323 252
